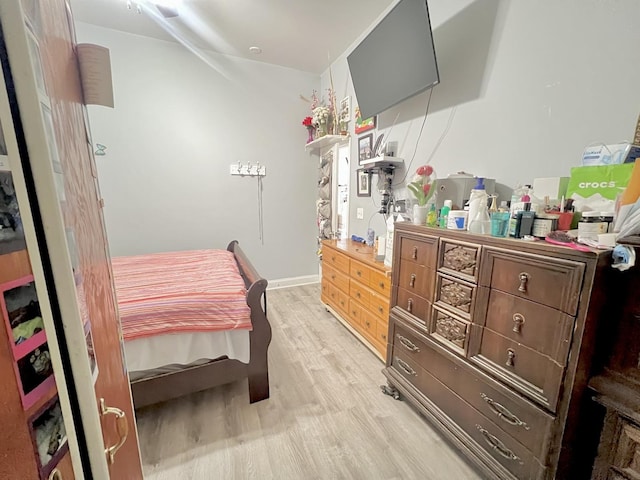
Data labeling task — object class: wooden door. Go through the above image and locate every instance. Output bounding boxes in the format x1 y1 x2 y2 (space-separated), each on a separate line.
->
0 0 143 478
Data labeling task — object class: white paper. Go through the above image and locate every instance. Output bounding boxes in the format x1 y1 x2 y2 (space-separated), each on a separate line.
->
76 43 114 107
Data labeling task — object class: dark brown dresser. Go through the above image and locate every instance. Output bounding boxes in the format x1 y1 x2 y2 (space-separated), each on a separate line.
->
588 239 640 479
382 223 612 480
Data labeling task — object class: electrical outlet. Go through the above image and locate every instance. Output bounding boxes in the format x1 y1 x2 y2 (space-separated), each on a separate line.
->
356 208 364 220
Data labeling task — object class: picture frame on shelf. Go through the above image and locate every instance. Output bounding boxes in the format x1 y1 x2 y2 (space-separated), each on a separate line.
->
354 106 376 134
358 133 373 165
339 96 350 134
357 169 371 197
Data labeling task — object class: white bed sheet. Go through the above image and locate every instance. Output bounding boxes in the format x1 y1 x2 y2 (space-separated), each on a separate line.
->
124 329 250 374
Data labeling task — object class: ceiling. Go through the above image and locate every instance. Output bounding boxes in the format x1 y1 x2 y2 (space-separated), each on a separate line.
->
69 0 396 74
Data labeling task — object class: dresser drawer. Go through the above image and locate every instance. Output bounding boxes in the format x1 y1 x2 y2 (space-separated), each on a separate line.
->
479 247 585 316
376 319 389 346
348 299 364 327
477 288 574 364
397 259 434 301
370 290 389 321
438 239 481 282
611 421 640 478
430 306 470 356
399 234 438 268
321 278 331 304
323 263 350 294
470 327 564 411
361 313 377 340
333 286 349 316
350 259 371 284
324 246 350 274
390 351 543 479
369 269 391 296
396 287 431 328
434 273 477 320
350 279 371 308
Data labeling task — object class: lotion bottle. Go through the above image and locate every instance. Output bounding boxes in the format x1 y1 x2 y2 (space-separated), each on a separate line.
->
467 178 488 231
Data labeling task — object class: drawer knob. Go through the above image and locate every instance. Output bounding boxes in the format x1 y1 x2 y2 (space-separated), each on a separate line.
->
476 425 523 464
379 281 385 289
512 313 525 333
409 273 416 288
357 270 362 276
356 292 361 298
518 272 530 293
378 306 384 314
395 357 417 376
480 393 530 430
407 298 413 313
365 320 371 327
412 246 418 260
506 348 516 367
397 334 420 353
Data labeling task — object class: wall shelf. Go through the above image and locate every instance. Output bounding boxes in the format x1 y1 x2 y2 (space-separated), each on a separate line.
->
305 135 349 154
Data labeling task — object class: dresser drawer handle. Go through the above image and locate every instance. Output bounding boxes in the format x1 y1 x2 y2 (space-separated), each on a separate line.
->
506 348 516 367
518 272 530 292
512 313 525 333
397 334 420 353
480 393 530 430
476 425 523 464
407 298 413 313
412 246 418 260
395 357 417 376
409 273 416 288
357 270 362 277
331 274 336 280
365 320 371 327
379 281 385 289
378 306 384 314
356 292 361 298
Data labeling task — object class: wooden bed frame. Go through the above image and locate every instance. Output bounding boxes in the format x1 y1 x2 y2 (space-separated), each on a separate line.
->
129 241 271 408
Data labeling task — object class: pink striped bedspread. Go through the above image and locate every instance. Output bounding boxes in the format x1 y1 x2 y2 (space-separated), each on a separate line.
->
112 249 252 341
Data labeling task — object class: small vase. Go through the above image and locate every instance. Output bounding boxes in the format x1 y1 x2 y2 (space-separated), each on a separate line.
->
317 122 327 137
306 127 315 144
412 204 428 225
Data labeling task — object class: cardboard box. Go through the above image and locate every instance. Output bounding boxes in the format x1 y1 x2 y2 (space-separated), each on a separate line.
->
532 177 569 202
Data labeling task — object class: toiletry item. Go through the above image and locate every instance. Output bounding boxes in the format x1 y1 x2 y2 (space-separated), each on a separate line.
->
439 200 452 228
469 198 491 234
447 210 468 230
490 211 510 237
489 195 498 214
426 203 438 227
467 178 488 231
518 211 536 238
532 214 559 238
366 228 375 246
577 212 608 242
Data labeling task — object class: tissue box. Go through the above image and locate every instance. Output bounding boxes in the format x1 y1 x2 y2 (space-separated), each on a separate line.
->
532 177 569 202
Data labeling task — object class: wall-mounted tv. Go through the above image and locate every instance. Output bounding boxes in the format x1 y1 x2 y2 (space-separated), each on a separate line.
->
347 0 439 120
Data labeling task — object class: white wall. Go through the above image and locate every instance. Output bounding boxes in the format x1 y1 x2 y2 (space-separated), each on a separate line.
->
76 24 320 282
323 0 640 239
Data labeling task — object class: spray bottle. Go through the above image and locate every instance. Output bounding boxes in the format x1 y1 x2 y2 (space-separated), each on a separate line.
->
467 178 489 231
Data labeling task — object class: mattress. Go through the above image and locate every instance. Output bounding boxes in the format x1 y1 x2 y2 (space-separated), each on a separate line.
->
125 329 250 380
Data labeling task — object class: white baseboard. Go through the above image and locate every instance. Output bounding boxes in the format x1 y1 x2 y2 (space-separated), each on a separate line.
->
266 275 319 290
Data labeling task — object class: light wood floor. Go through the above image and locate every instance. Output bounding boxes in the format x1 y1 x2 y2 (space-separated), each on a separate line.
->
135 284 482 480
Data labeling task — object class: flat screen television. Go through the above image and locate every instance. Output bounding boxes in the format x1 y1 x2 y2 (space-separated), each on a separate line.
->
347 0 439 120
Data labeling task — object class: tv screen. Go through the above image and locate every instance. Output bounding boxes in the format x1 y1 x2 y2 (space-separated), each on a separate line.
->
347 0 439 120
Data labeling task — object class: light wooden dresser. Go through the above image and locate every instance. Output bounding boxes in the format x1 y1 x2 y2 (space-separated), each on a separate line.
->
321 239 391 360
382 223 610 479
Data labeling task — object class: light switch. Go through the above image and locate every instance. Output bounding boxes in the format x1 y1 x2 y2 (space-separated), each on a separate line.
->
356 208 364 220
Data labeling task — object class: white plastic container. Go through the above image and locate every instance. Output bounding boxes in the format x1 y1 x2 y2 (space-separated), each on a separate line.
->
467 178 489 231
447 210 468 230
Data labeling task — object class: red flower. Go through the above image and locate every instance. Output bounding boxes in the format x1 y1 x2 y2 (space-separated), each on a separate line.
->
302 116 314 127
416 165 433 176
422 183 431 195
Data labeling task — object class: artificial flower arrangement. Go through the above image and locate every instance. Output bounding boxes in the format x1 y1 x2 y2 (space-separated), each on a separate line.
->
302 116 314 128
407 164 436 206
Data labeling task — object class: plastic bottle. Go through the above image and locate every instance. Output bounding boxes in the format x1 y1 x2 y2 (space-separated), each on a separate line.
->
439 200 452 228
467 178 489 231
426 203 438 227
469 197 491 234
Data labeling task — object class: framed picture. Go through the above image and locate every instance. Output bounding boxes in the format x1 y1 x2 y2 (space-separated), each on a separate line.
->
358 133 373 165
28 395 69 479
354 106 376 134
339 96 350 134
356 169 371 197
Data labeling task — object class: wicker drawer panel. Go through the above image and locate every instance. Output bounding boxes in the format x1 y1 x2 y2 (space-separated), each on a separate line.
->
350 279 371 308
477 288 574 364
396 287 430 328
390 351 542 479
370 290 389 321
470 327 564 412
323 263 350 294
435 273 476 320
350 260 371 284
369 269 391 296
438 239 481 282
398 235 438 268
324 246 350 274
479 247 584 316
430 306 470 356
397 259 434 302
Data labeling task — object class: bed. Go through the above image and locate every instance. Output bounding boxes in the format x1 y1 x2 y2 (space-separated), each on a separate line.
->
111 241 271 408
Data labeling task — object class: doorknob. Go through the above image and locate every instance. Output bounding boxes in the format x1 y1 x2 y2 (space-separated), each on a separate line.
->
100 398 129 464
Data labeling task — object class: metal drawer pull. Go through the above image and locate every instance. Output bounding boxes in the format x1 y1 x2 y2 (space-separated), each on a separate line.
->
378 306 384 314
397 334 420 353
506 348 516 367
412 246 418 260
480 393 530 430
100 398 129 464
357 270 362 276
476 425 523 464
395 357 417 376
379 281 386 289
518 272 530 292
48 469 62 480
407 298 413 313
356 292 361 298
512 313 525 333
409 273 416 288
